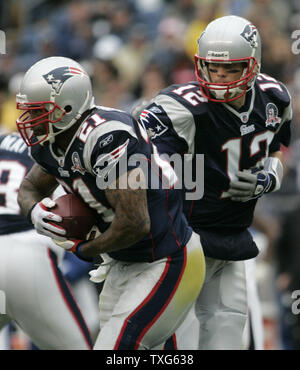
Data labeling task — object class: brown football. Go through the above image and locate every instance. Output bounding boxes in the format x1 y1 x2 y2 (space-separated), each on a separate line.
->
49 193 97 240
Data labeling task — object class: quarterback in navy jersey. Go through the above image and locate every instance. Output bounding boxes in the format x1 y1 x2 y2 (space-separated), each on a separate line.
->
141 74 291 260
139 15 292 349
0 132 93 349
16 56 205 349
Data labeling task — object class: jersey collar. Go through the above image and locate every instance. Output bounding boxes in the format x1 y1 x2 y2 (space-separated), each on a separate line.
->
221 87 255 124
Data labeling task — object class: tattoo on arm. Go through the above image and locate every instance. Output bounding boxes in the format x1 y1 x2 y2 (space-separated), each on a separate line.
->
18 163 59 217
80 168 151 256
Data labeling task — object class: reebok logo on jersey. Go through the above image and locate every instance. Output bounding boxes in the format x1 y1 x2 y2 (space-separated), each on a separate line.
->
99 134 113 148
148 106 163 114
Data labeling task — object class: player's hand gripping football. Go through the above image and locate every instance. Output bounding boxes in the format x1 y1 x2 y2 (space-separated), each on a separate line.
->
228 167 273 202
30 197 67 240
51 225 99 254
51 239 83 252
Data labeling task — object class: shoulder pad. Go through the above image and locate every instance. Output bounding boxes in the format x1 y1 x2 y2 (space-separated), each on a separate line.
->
256 74 291 107
148 93 197 155
82 119 138 173
159 82 208 111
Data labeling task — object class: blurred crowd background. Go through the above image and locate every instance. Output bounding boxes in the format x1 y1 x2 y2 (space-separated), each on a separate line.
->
1 0 300 350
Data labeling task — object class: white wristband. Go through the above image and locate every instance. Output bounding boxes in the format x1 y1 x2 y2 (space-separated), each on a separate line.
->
264 157 283 192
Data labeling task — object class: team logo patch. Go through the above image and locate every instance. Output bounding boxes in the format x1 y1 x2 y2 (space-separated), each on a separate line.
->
140 110 168 139
94 139 129 179
43 66 87 94
71 152 86 175
240 24 258 48
265 103 281 128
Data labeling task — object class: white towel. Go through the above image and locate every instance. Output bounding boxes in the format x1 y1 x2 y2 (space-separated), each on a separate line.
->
89 254 115 283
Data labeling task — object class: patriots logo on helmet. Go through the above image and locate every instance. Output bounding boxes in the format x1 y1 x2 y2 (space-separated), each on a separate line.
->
43 66 86 94
240 24 258 48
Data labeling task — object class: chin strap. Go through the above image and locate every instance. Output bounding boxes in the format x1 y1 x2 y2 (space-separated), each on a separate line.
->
46 91 95 144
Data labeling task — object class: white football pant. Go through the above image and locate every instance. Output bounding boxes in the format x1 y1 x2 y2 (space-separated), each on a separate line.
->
93 231 205 350
174 258 248 350
0 229 93 350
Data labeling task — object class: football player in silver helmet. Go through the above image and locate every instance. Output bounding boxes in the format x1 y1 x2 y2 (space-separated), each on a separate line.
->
194 15 261 104
138 15 292 349
16 57 94 147
16 56 205 350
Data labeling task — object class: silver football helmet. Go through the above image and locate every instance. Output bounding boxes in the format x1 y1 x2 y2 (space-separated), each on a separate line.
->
16 56 95 146
194 15 261 102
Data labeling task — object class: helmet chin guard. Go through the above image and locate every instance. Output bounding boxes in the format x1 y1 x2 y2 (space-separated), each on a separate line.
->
194 55 259 103
16 100 66 146
194 15 261 103
16 56 95 146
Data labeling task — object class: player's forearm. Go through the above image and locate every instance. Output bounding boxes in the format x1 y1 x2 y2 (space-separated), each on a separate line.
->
18 164 58 218
18 178 45 218
265 151 284 192
79 214 150 257
79 169 150 256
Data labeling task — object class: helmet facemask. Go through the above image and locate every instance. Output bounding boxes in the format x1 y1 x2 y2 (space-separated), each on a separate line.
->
16 56 95 147
16 99 66 146
194 15 261 103
194 56 260 103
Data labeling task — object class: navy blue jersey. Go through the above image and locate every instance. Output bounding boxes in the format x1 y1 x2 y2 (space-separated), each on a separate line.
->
140 74 292 259
31 106 192 262
0 133 34 234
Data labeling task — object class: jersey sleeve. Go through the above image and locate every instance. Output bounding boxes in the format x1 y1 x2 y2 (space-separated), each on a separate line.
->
83 120 140 183
269 90 292 153
139 94 196 156
29 146 52 174
256 75 293 153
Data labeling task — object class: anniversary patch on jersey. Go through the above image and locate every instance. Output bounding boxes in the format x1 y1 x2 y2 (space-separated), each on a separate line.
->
265 102 281 128
71 151 86 175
